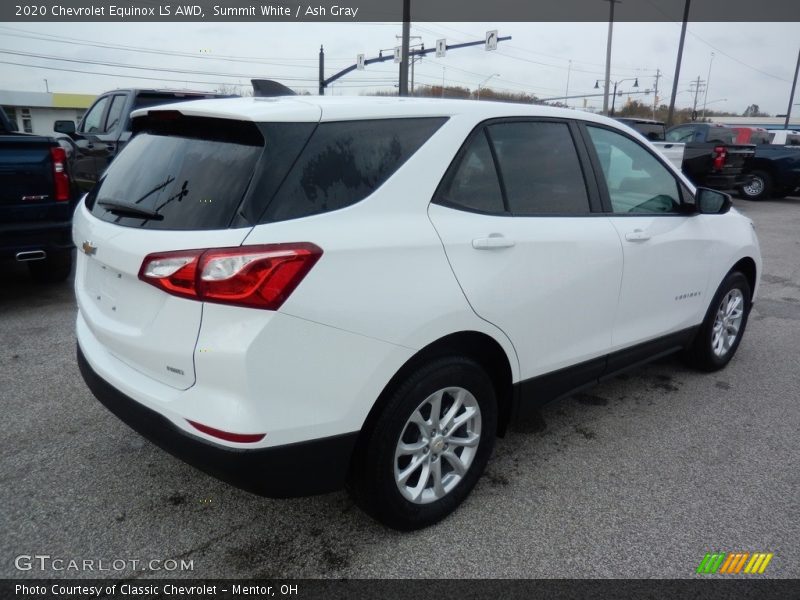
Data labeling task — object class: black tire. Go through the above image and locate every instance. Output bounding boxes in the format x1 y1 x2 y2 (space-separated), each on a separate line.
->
348 356 497 530
683 271 752 372
28 249 73 283
739 170 772 201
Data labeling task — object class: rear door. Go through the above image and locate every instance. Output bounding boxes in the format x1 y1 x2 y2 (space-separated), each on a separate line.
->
428 119 623 381
73 115 268 389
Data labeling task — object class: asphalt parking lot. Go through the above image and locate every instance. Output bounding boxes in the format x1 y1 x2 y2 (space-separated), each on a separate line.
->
1 196 798 580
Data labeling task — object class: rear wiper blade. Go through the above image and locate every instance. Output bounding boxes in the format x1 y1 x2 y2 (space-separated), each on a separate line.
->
97 200 164 220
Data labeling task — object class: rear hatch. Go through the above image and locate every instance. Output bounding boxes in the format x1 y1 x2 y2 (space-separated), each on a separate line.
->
73 112 269 389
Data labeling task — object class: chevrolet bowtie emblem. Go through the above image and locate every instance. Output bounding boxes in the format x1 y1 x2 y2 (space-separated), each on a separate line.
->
82 241 97 256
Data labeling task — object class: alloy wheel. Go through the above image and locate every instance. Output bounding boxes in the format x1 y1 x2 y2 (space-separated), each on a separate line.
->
393 387 482 504
711 288 745 357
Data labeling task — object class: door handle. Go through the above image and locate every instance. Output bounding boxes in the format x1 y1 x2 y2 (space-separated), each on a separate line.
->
624 229 651 242
472 234 515 250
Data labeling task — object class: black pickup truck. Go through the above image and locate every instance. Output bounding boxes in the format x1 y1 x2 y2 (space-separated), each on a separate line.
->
1 107 77 282
725 128 800 200
664 123 756 191
55 88 233 192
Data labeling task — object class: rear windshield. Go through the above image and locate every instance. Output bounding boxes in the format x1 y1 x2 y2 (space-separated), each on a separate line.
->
707 127 736 144
87 123 262 230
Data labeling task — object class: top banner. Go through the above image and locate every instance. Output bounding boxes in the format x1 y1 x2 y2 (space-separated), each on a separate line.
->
2 0 800 22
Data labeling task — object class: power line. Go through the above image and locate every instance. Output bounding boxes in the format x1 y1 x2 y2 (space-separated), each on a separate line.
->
0 26 353 66
0 59 397 89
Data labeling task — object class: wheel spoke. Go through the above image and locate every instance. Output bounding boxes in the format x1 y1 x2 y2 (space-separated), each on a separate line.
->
428 390 444 430
447 432 480 447
397 453 426 486
440 388 465 430
408 461 432 502
409 410 433 437
442 449 467 476
431 458 445 498
397 439 427 456
450 406 477 432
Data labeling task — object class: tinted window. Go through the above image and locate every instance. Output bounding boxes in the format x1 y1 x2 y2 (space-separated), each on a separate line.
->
87 126 262 230
104 95 127 132
436 130 504 214
587 126 681 214
665 126 694 143
707 127 735 144
81 96 109 133
261 118 446 222
488 122 590 215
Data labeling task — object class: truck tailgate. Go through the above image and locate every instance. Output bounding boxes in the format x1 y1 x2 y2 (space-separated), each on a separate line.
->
0 136 55 210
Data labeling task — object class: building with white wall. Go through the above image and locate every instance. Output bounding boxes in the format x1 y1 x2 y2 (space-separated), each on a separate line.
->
0 90 95 136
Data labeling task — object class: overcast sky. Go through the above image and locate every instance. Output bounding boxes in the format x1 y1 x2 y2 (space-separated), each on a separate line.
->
0 21 797 115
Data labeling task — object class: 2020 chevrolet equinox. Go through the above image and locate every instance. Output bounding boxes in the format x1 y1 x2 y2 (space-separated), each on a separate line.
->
74 97 761 530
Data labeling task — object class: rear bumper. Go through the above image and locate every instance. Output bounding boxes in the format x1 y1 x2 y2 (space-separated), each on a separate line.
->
0 219 73 259
77 344 359 498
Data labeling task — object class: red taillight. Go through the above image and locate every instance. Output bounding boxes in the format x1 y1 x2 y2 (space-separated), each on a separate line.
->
50 146 70 202
712 145 727 171
138 243 322 310
187 420 265 443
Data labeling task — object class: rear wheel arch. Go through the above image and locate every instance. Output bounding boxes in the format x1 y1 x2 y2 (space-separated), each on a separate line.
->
356 331 515 449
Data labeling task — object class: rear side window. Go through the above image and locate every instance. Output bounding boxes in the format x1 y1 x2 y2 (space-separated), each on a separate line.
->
487 121 590 215
261 118 446 222
87 118 263 230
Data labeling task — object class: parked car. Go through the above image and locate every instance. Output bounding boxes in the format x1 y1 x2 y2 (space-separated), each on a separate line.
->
767 130 800 146
74 98 761 530
55 88 235 192
615 118 684 170
665 123 756 191
1 106 77 282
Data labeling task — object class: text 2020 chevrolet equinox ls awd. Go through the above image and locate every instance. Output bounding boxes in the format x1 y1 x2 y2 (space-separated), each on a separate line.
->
74 97 761 530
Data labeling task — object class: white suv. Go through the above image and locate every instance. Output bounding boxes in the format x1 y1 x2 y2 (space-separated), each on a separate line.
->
74 97 761 530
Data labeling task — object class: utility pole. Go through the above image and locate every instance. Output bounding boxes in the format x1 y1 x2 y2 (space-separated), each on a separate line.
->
785 47 800 130
398 0 410 96
667 0 691 127
318 45 324 95
652 69 661 119
690 76 706 119
565 60 572 108
602 0 620 115
701 52 715 120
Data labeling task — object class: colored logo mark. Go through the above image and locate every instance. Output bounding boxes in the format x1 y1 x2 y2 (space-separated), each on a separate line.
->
696 552 774 574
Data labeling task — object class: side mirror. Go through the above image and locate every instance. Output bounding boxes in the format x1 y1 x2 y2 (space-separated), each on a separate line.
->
696 187 732 214
54 120 76 135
